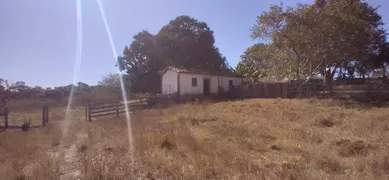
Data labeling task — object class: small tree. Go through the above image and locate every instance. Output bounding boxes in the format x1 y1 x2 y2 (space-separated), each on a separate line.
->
98 73 122 94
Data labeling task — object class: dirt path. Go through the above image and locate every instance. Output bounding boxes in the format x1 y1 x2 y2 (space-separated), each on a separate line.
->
58 132 88 180
55 115 88 180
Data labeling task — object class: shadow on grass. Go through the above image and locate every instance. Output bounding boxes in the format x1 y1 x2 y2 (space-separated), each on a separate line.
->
332 92 389 108
137 90 389 112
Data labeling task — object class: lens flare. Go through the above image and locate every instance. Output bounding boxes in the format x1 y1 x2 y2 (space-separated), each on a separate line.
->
63 0 83 136
95 0 134 162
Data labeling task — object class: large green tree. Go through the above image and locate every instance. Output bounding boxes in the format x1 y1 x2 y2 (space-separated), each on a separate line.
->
157 16 228 70
118 16 229 93
118 31 162 93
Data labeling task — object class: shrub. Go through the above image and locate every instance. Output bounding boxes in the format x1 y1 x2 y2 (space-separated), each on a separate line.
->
21 118 31 132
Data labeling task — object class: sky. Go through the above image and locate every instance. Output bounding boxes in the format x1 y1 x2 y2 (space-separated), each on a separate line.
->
0 0 388 88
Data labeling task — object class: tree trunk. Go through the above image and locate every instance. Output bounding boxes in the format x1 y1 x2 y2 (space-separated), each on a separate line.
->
298 82 303 97
338 67 343 80
383 66 387 83
324 66 337 92
296 65 303 97
325 69 333 92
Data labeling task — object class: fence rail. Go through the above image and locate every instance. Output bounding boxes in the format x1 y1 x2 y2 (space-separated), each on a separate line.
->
286 83 325 97
238 82 325 98
86 100 147 121
237 79 389 99
1 106 48 131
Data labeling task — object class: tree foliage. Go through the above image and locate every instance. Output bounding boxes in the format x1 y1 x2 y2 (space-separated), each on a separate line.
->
157 16 228 70
118 31 162 93
98 73 121 88
98 73 123 96
242 0 387 89
237 43 300 82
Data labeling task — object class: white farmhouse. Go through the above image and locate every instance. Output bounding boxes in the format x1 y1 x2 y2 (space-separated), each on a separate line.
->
160 66 242 95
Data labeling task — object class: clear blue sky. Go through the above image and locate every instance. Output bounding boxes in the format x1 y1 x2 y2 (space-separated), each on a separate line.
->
0 0 387 88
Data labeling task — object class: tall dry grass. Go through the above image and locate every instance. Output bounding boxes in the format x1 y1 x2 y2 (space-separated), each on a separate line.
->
1 105 85 127
78 98 389 179
0 124 63 180
0 106 86 180
1 98 389 179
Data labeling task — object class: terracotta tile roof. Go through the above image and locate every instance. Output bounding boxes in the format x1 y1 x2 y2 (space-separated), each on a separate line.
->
161 66 241 77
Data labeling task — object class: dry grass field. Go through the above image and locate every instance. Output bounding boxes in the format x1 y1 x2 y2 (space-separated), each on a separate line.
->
1 98 389 180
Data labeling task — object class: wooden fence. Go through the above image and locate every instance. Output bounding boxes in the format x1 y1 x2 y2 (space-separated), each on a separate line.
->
86 102 123 122
85 99 148 121
0 107 8 129
0 106 49 130
285 82 325 97
239 82 325 98
42 106 49 126
238 79 389 99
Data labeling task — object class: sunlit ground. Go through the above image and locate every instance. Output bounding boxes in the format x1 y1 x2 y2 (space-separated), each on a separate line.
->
1 98 389 180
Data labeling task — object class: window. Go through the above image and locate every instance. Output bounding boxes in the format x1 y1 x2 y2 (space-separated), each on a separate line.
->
229 80 233 87
192 78 197 86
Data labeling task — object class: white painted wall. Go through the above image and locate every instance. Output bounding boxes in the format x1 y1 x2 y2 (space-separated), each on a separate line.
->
161 69 178 94
161 70 242 95
179 73 218 95
218 76 243 92
210 75 219 93
179 73 242 95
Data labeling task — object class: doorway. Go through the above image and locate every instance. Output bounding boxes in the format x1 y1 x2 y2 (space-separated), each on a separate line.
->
203 78 210 95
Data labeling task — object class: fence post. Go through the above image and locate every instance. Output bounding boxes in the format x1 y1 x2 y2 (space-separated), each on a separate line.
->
282 83 287 98
116 102 119 117
313 83 316 96
42 106 46 126
46 106 49 124
85 104 88 122
42 106 48 125
264 83 268 97
277 83 281 98
365 78 372 97
88 104 92 122
4 107 8 129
